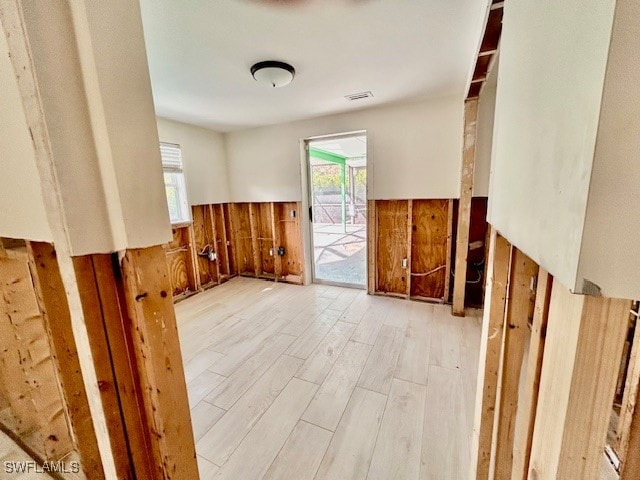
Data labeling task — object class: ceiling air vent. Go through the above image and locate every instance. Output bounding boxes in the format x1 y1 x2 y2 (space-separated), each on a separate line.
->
345 91 373 101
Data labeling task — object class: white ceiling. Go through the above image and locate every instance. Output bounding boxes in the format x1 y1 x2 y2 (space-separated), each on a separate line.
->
140 0 489 132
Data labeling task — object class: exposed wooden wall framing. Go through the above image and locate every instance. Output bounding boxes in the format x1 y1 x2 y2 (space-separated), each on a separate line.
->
470 229 510 480
368 198 487 306
120 246 198 479
452 98 479 316
471 226 633 480
168 202 305 302
0 241 79 467
493 249 538 479
512 268 552 479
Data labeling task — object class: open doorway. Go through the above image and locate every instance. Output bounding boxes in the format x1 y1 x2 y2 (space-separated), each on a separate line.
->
307 133 367 288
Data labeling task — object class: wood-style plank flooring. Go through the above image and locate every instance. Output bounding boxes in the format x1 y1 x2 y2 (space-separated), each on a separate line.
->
175 277 482 480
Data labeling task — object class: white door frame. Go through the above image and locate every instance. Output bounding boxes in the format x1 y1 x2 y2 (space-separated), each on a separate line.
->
299 130 371 289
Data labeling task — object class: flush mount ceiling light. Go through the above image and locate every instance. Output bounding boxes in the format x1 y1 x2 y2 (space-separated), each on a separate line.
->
251 61 295 88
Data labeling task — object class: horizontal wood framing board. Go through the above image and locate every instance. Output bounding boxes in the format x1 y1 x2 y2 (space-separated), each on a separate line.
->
370 199 488 306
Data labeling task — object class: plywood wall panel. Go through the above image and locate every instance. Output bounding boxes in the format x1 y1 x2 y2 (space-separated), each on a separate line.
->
0 248 75 461
191 206 214 286
410 199 449 300
376 200 409 294
274 202 304 282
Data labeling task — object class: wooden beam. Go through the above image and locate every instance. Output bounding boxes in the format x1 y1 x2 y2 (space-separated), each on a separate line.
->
119 246 198 479
621 378 640 479
470 228 511 479
452 99 479 316
512 268 552 480
617 304 640 465
528 283 631 479
27 242 104 478
494 249 538 479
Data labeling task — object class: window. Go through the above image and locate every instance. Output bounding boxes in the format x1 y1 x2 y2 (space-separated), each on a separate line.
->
160 142 191 224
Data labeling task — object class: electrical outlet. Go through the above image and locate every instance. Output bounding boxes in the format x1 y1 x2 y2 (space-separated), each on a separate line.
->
278 246 285 256
208 251 217 262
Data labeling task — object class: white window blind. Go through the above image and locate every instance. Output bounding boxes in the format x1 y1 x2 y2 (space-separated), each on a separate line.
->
160 142 184 171
160 142 191 224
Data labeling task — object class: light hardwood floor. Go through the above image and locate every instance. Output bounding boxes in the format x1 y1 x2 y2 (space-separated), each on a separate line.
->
176 277 482 480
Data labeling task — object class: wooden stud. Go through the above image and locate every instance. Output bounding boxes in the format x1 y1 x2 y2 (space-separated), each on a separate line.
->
452 99 479 316
621 378 640 479
528 284 631 480
367 200 377 294
216 204 232 278
89 254 157 479
511 268 553 480
470 228 511 480
270 202 281 280
617 305 640 465
223 203 238 276
72 255 134 479
186 223 201 291
493 248 538 479
249 203 261 277
207 205 222 284
27 242 104 478
119 246 198 480
443 199 454 303
406 199 413 298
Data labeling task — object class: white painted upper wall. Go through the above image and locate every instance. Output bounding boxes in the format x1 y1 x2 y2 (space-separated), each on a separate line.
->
10 0 172 254
577 0 640 299
489 0 616 291
157 118 230 205
474 56 498 198
0 23 52 242
225 96 464 202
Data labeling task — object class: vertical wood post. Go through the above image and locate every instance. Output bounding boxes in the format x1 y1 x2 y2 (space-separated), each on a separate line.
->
452 99 479 316
528 283 631 480
27 242 104 478
249 203 261 277
470 228 511 479
443 199 455 302
406 199 413 297
512 268 552 480
207 204 221 284
367 199 377 294
620 378 640 479
494 249 538 479
617 306 640 465
120 246 198 479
